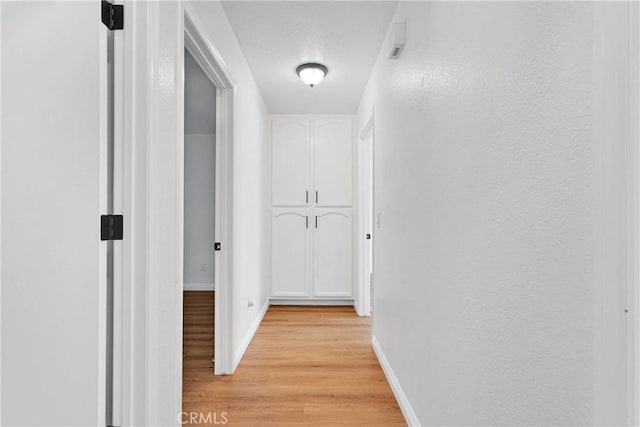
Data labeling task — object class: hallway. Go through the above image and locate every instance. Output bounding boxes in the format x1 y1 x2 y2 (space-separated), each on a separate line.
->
182 306 405 426
2 1 639 425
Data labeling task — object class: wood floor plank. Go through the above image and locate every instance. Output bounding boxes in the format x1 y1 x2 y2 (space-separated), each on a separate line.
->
182 299 406 426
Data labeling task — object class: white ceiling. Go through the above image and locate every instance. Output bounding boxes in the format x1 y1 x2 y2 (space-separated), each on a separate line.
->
221 1 398 114
185 48 216 134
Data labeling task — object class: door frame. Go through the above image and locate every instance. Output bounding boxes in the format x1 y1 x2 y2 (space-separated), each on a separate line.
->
631 1 640 423
0 3 3 421
184 8 236 376
357 111 374 316
592 2 640 424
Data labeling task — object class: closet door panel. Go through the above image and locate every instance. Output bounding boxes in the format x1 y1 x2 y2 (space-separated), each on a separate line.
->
271 210 309 297
315 119 353 207
272 120 310 206
314 210 353 297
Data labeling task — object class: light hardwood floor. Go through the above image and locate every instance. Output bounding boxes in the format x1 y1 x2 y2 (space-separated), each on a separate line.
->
182 299 406 426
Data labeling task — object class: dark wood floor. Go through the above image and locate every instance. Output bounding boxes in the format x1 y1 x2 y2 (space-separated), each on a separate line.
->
183 291 215 371
182 297 406 426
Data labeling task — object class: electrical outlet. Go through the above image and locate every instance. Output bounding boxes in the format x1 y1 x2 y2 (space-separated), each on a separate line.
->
200 264 206 272
248 300 254 308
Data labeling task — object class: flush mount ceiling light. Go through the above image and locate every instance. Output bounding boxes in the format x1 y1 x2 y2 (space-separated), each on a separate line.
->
296 63 328 88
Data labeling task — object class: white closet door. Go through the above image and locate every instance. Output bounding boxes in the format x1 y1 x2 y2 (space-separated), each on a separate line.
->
313 210 353 297
272 119 310 206
1 2 108 425
271 210 310 297
315 119 353 207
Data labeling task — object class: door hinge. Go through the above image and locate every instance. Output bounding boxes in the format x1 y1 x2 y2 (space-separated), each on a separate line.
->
101 215 123 241
101 0 124 30
214 242 222 251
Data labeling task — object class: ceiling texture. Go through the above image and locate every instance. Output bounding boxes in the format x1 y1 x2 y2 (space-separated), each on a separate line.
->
221 1 398 114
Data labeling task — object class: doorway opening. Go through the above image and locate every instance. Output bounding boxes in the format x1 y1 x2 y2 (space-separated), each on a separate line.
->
358 113 374 316
182 10 236 383
183 46 217 377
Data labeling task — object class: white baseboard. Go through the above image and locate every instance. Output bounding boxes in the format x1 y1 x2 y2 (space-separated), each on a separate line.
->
270 298 355 306
184 282 214 291
372 335 421 426
233 299 270 370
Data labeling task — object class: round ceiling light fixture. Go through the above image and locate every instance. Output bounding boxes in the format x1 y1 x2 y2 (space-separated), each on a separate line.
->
296 63 328 88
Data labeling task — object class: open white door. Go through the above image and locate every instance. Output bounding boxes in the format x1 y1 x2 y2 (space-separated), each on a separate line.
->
1 1 110 425
358 115 374 316
364 139 373 314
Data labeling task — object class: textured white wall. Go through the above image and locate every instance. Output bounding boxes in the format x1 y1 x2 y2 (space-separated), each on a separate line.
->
357 2 632 425
184 134 216 289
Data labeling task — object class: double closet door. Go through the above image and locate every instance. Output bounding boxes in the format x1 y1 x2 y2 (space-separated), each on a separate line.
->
271 117 354 299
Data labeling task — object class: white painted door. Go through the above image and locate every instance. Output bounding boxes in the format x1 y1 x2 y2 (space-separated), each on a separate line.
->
313 210 353 297
1 1 108 425
272 119 310 206
315 119 353 207
360 133 374 314
271 209 310 297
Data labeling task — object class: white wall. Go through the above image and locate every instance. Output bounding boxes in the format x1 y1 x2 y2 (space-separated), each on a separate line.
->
184 134 216 289
136 1 270 424
357 2 633 425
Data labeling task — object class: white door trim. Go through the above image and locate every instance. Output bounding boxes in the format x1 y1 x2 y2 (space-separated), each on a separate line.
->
357 111 374 316
593 2 638 424
1 3 4 422
184 6 236 376
0 1 3 419
109 4 125 423
631 1 640 423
